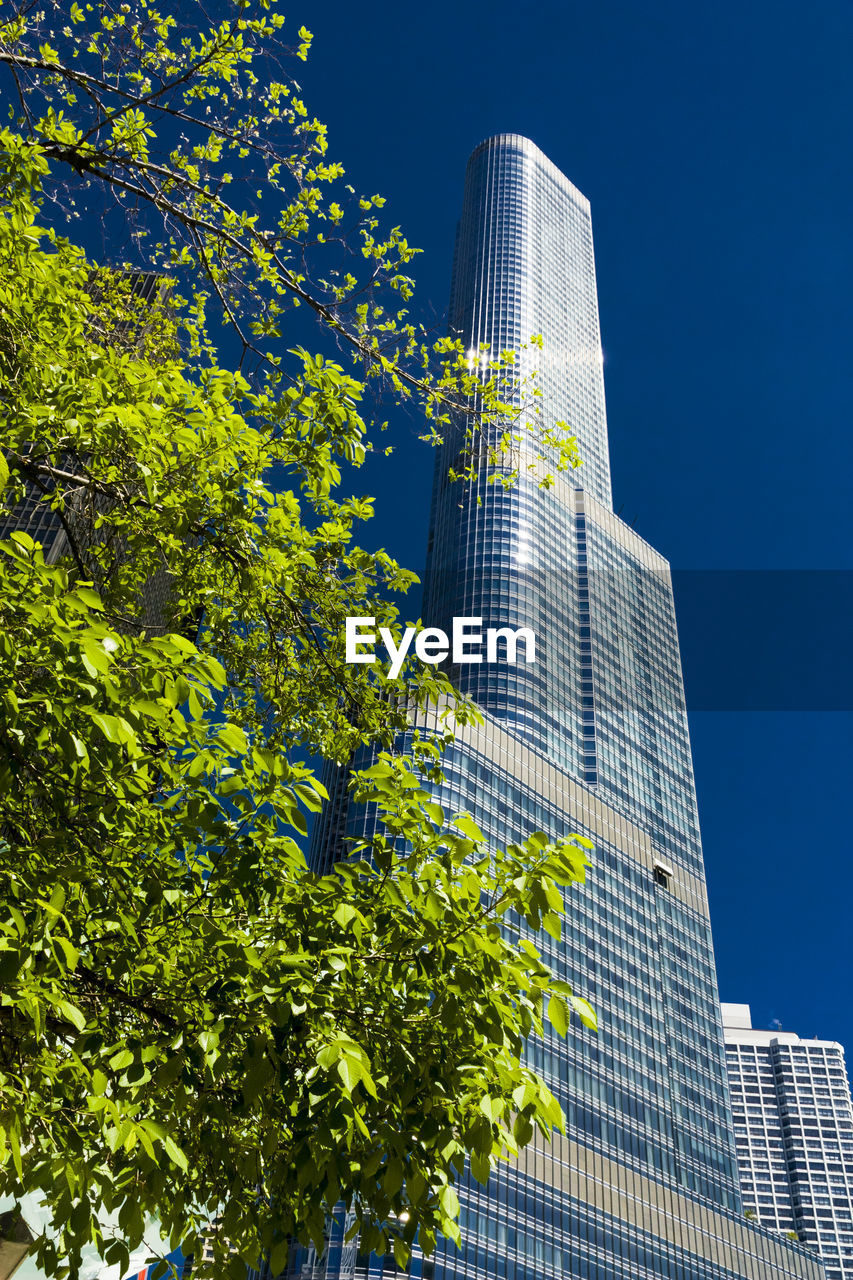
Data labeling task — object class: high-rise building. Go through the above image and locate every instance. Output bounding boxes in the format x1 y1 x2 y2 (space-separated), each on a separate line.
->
309 136 825 1280
723 1003 853 1279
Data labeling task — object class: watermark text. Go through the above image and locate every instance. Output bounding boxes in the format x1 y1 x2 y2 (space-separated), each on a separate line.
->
345 617 536 678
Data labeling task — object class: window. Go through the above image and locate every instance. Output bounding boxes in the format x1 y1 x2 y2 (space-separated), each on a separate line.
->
653 861 673 889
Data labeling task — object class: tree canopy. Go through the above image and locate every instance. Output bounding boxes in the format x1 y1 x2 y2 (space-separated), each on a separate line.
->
0 4 592 1278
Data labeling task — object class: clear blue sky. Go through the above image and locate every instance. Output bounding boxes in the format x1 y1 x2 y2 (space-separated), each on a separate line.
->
293 1 853 1048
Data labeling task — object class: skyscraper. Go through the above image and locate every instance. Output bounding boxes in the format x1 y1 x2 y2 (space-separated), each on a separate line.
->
311 136 825 1280
723 1003 853 1278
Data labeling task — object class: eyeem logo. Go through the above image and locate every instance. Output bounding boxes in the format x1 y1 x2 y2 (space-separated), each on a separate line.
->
345 617 536 679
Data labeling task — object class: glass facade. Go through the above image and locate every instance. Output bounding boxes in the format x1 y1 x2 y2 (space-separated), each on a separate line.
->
446 134 611 508
306 136 826 1280
724 1005 853 1279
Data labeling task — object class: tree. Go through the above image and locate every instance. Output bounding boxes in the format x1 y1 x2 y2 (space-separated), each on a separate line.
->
0 4 592 1278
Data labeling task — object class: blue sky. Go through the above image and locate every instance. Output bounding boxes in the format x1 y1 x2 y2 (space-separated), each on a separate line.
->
293 1 853 1049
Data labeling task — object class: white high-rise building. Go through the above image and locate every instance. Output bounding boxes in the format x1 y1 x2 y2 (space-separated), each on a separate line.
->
723 1003 853 1279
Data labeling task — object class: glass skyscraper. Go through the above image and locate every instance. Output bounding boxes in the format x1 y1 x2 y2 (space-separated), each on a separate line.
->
309 136 826 1280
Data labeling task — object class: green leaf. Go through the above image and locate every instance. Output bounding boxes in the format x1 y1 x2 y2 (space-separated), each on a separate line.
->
479 1095 502 1123
407 1168 426 1204
470 1151 490 1186
548 995 569 1037
439 1184 460 1219
162 1135 189 1171
453 813 484 842
513 1113 534 1146
57 999 86 1031
269 1241 289 1275
568 995 598 1031
218 723 249 755
74 586 104 611
53 931 79 967
383 1156 404 1197
512 1081 537 1111
316 1042 343 1071
336 1054 364 1094
393 1237 410 1270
